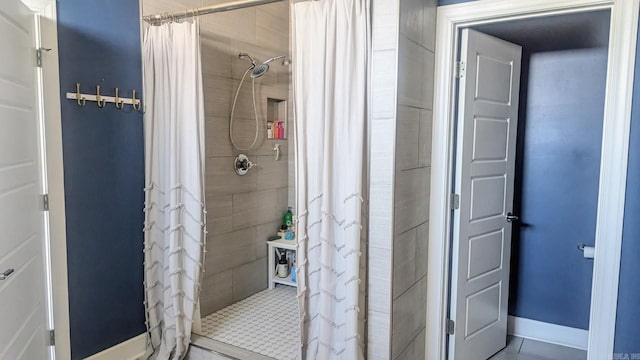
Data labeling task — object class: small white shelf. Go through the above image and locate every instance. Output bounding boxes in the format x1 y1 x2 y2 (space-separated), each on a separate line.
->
267 237 297 289
268 238 297 250
272 273 296 287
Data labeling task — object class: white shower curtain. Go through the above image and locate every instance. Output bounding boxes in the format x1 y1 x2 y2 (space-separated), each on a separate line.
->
292 1 369 359
142 21 206 360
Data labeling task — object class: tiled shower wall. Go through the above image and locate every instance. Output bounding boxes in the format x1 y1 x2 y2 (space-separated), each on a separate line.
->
391 0 435 358
140 0 291 316
368 0 436 358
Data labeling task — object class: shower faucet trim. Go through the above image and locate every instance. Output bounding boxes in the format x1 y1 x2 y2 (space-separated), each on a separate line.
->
234 154 257 176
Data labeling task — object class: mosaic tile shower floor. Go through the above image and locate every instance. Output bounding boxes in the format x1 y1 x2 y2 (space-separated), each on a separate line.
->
201 286 299 360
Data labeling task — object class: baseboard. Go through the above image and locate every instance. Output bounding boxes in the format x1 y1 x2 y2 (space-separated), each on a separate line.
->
84 333 147 360
507 316 588 350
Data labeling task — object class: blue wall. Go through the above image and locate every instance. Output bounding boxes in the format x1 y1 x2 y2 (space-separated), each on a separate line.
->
509 49 606 330
56 0 145 358
439 0 640 352
613 14 640 355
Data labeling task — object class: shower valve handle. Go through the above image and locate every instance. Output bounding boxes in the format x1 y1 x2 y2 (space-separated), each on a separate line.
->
238 159 254 168
234 154 257 176
240 158 256 169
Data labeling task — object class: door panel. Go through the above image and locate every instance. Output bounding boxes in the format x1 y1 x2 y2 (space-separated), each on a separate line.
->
4 305 44 360
470 176 506 220
467 230 504 280
450 29 522 360
472 118 509 161
0 1 49 359
465 283 501 337
475 56 514 104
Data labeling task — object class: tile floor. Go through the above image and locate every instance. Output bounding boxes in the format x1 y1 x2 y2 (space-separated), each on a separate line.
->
490 336 587 360
199 285 299 360
194 290 584 360
189 335 587 360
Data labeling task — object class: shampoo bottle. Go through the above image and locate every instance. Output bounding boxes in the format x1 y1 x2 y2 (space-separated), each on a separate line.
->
267 121 274 139
284 207 293 228
277 252 288 278
291 252 297 283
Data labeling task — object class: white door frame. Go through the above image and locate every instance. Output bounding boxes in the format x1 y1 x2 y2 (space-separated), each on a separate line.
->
426 1 639 359
25 0 71 358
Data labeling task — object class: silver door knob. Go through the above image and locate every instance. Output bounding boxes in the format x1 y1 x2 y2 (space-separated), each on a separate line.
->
506 212 519 222
0 269 15 280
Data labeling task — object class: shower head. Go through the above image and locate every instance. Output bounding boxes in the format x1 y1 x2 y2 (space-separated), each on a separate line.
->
239 53 292 79
250 63 270 79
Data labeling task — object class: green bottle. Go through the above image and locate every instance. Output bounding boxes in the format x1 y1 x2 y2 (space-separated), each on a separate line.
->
283 207 293 228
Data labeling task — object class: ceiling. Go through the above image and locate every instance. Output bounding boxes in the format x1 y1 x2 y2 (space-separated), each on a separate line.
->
472 10 611 52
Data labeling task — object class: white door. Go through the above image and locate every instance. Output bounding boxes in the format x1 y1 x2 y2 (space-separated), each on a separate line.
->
0 1 51 359
449 29 522 360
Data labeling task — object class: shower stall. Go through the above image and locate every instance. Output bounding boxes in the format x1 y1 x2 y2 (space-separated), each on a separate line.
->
142 0 297 358
141 0 369 358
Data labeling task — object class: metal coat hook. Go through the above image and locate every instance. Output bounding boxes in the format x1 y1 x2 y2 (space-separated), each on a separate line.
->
132 89 141 111
114 88 124 109
75 83 86 106
95 85 107 108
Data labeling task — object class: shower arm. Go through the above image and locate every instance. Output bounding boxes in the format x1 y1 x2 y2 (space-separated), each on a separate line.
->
239 53 258 66
263 55 291 65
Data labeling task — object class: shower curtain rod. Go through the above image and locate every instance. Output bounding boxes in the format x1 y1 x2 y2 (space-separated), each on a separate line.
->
142 0 289 24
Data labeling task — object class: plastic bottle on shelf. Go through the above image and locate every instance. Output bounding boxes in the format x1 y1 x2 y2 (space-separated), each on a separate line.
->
285 230 294 240
267 121 274 139
291 252 297 283
277 252 289 278
284 207 293 227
